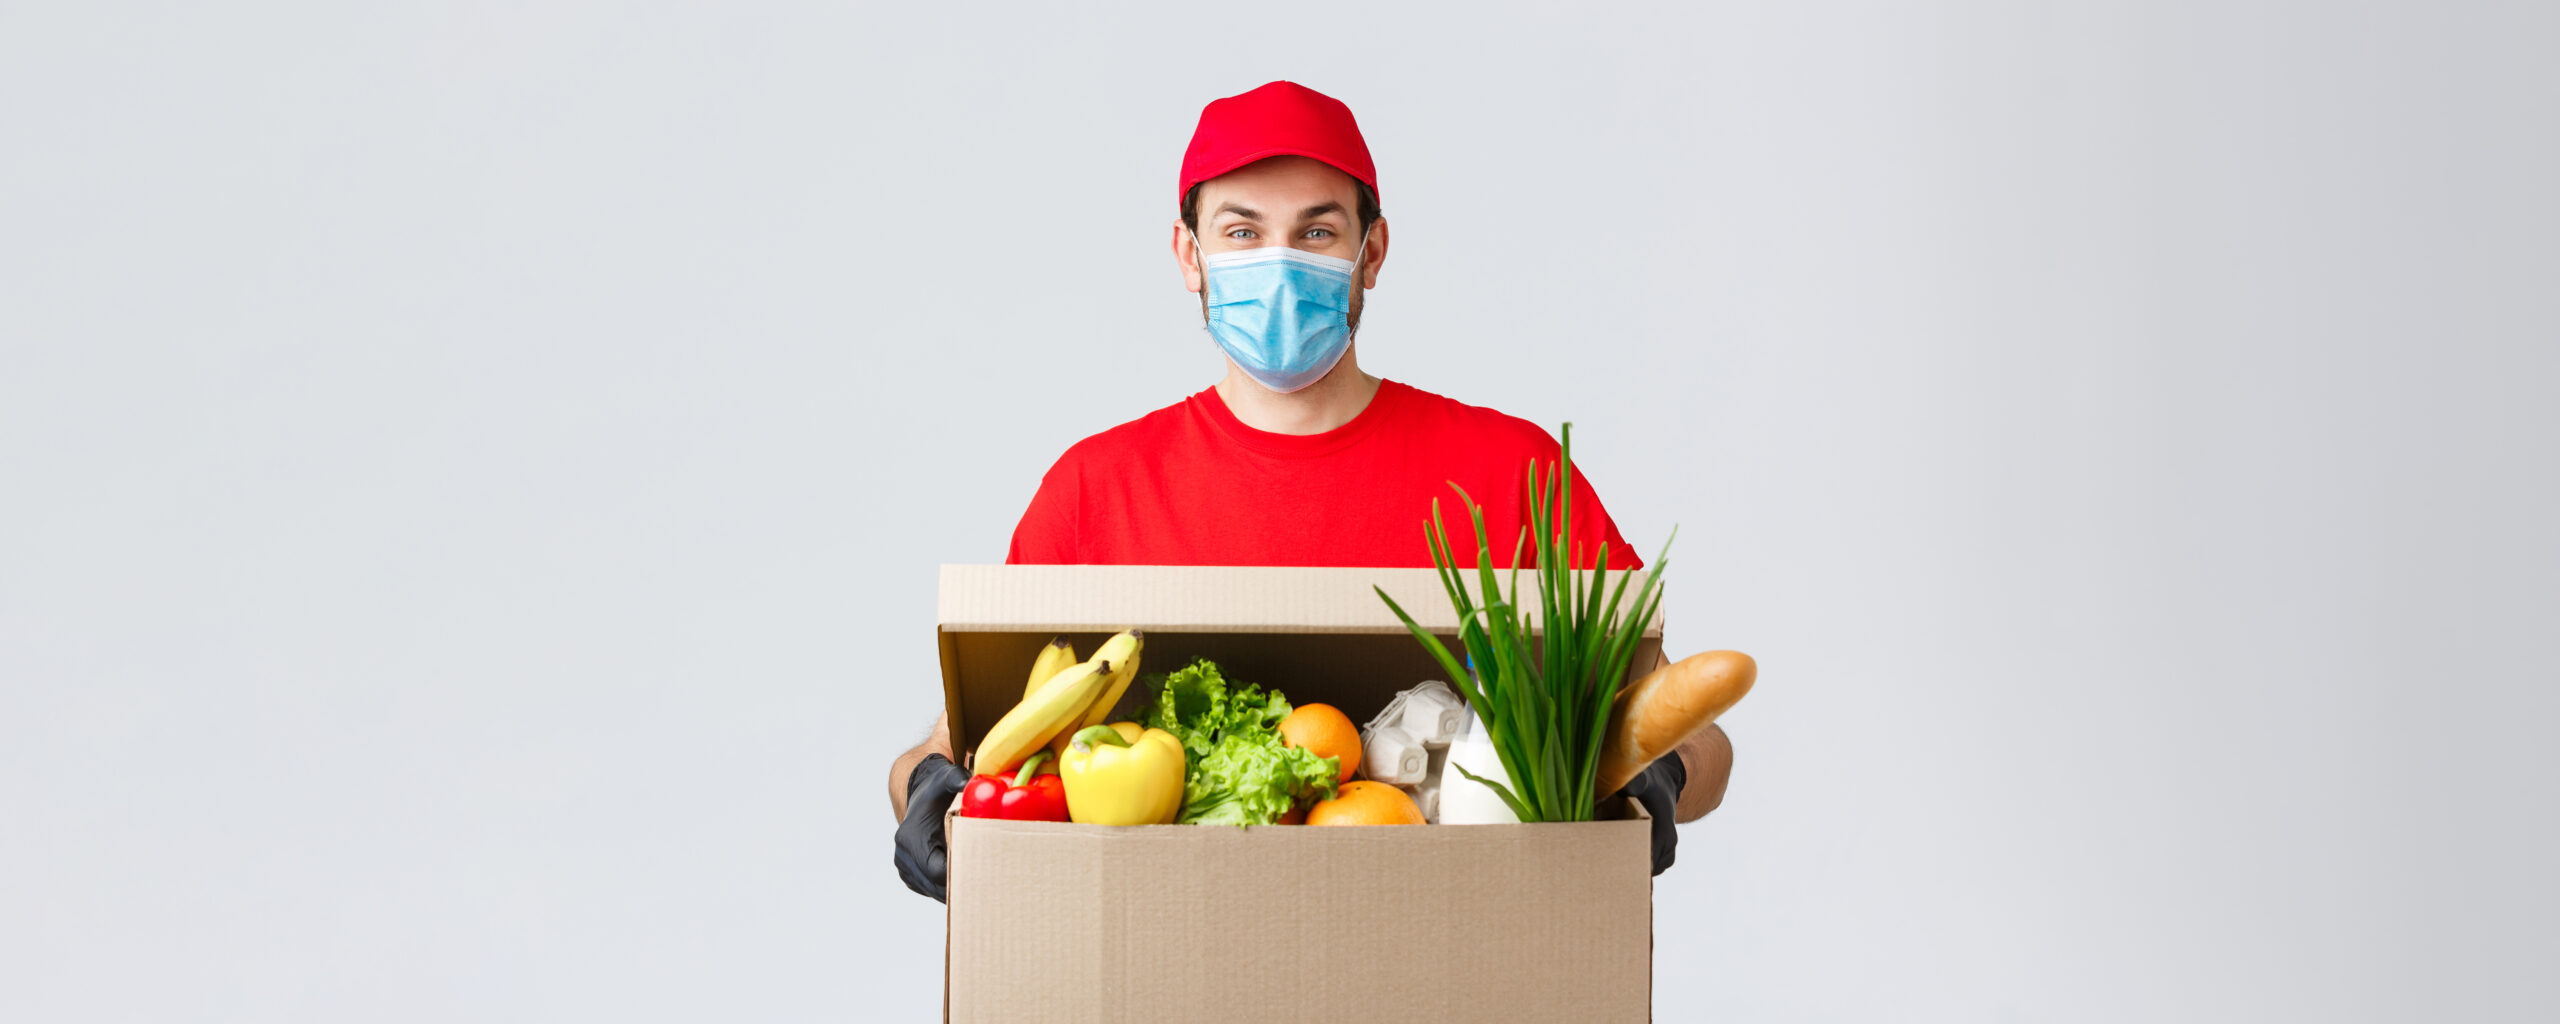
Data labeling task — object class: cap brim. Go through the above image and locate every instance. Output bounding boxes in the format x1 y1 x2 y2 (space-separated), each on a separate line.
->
1183 147 1378 202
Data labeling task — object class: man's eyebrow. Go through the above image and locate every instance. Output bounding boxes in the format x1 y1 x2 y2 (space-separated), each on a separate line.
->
1298 201 1346 220
1214 203 1261 221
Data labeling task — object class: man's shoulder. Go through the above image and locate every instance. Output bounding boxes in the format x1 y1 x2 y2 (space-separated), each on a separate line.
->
1047 390 1202 468
1387 380 1558 452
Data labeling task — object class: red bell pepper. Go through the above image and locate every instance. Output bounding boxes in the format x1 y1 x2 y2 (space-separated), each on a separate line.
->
958 750 1070 821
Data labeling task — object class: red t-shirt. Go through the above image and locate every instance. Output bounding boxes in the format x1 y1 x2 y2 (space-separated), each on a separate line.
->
1006 380 1641 569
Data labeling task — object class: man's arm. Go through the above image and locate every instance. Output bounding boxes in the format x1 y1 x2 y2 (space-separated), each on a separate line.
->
888 711 957 821
1640 646 1733 823
1672 722 1732 822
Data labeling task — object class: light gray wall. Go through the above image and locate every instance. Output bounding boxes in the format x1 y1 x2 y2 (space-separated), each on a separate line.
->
4 2 2553 1020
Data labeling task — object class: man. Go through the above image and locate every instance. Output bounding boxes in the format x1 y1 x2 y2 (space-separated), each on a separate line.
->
891 82 1732 900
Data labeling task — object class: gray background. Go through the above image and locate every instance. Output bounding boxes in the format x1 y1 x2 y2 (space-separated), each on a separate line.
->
4 1 2554 1020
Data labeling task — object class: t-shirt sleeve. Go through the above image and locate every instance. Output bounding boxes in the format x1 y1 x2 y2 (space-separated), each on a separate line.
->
1005 452 1081 565
1568 463 1644 571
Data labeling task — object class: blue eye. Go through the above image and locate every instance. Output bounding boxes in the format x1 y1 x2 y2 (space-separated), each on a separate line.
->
1227 228 1257 240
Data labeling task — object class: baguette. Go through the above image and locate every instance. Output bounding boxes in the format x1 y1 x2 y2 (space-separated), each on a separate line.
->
1593 650 1756 797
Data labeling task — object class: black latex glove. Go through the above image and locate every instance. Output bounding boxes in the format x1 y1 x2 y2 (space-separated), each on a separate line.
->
893 753 970 902
1613 753 1688 876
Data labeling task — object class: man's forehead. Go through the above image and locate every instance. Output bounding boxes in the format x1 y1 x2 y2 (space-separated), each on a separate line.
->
1197 157 1361 217
1208 198 1352 223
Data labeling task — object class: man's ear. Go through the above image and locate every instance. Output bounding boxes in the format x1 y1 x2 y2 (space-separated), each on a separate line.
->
1359 217 1389 290
1172 222 1204 294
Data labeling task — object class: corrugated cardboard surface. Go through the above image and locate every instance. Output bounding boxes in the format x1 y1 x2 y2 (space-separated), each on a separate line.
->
938 563 1665 635
936 565 1663 1023
938 564 1490 634
947 809 1653 1022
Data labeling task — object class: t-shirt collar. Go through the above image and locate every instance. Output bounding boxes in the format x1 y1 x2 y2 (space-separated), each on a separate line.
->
1194 378 1404 457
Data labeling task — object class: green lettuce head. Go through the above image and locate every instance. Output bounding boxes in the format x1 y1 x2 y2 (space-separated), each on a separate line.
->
1141 658 1339 825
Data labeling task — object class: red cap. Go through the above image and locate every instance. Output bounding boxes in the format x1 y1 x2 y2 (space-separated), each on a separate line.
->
1178 81 1377 207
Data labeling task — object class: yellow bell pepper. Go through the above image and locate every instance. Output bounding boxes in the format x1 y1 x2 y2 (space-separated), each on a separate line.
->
1058 722 1185 825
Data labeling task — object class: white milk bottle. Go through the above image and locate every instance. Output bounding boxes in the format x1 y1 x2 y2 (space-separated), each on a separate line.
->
1436 706 1522 825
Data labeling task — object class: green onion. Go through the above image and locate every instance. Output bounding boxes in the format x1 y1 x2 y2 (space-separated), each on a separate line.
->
1376 424 1672 823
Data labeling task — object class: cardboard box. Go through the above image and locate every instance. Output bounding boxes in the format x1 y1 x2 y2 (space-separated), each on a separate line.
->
937 564 1662 1023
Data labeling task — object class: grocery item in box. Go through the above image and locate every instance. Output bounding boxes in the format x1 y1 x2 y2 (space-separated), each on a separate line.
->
1362 725 1428 785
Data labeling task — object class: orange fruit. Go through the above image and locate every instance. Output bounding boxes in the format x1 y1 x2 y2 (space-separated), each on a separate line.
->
1306 780 1425 826
1278 703 1361 785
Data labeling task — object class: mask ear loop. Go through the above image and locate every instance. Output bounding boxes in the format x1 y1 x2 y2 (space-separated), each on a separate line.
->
1190 227 1216 332
1344 220 1372 338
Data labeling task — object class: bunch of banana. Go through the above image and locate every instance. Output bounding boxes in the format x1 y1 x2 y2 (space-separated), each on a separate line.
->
972 629 1143 775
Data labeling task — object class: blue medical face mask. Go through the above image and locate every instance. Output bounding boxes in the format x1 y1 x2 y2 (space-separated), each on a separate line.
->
1194 229 1369 394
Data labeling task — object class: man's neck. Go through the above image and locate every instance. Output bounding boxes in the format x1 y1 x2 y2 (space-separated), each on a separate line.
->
1214 356 1381 435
